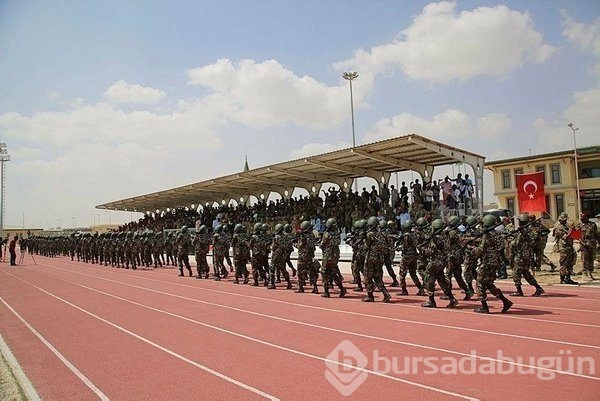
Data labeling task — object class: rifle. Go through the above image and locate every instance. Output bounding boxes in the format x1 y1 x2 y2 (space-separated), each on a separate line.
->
503 217 539 239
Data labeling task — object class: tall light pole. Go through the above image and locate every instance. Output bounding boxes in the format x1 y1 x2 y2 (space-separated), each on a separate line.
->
342 71 358 192
567 123 581 219
0 143 10 240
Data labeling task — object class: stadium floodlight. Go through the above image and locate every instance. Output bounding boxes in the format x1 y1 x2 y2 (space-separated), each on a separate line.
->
342 72 358 192
0 143 10 239
567 123 581 219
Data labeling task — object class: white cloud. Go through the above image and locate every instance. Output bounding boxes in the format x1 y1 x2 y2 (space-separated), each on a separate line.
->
289 142 351 160
533 87 600 152
365 109 472 143
476 113 512 139
104 79 166 104
561 10 600 78
336 2 557 83
186 58 359 129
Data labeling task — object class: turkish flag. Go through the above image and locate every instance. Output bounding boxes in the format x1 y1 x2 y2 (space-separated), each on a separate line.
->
516 171 546 212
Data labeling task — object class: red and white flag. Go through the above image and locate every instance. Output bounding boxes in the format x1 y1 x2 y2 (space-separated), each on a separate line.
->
516 171 546 212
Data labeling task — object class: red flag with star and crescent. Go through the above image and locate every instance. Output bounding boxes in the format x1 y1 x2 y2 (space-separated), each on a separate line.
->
516 171 546 212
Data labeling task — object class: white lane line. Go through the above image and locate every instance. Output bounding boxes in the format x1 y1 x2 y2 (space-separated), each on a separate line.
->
0 297 110 401
33 268 600 382
1 272 279 401
14 271 479 401
0 334 42 401
52 263 600 338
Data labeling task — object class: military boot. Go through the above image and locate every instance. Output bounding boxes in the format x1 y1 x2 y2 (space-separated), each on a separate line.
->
565 275 579 285
353 282 364 292
276 271 282 283
187 267 193 277
295 285 305 293
499 294 513 313
339 286 347 298
397 285 409 296
474 299 489 314
510 285 524 296
446 296 459 308
421 295 437 308
286 279 293 290
233 276 240 284
532 284 545 297
178 268 184 277
382 288 392 303
362 292 375 302
243 273 249 285
321 288 330 298
311 284 319 294
560 275 566 284
252 278 259 286
416 287 426 296
267 278 276 289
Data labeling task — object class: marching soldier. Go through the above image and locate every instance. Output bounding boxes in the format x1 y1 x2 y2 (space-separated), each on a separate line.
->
231 224 250 284
474 214 513 313
319 218 347 298
396 220 425 296
193 225 211 279
361 217 391 302
177 226 193 277
579 212 598 280
553 213 578 284
510 214 545 296
267 224 292 290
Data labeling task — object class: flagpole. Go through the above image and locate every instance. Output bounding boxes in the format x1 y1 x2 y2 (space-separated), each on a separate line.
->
567 123 581 219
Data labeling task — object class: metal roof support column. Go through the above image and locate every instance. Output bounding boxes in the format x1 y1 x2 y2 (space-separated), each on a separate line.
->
471 162 484 215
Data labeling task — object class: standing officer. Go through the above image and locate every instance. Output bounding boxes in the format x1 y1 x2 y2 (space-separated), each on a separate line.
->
579 212 598 280
553 213 578 284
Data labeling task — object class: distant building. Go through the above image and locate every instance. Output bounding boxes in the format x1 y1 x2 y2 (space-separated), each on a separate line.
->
486 146 600 219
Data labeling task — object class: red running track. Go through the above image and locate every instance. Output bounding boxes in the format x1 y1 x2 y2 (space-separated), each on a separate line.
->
1 256 599 400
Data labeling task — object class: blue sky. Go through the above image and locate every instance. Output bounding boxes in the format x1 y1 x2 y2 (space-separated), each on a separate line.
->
1 1 599 228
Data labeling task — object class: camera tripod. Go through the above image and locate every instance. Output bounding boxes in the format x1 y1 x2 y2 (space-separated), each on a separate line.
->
18 251 36 266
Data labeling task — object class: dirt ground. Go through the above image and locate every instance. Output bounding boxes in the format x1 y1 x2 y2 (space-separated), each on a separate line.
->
0 352 26 401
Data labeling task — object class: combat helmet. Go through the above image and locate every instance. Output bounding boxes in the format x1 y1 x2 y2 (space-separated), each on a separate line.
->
447 215 460 228
367 216 379 228
465 215 478 228
325 218 337 230
517 213 530 224
431 218 445 233
234 223 244 233
274 223 284 234
402 220 413 231
379 220 388 229
300 220 312 232
558 212 568 222
482 214 497 228
416 217 429 228
181 225 189 233
253 222 262 233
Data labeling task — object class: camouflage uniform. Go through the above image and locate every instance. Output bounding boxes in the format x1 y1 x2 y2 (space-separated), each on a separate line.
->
177 229 193 277
319 220 346 298
152 233 164 268
294 226 319 293
580 216 598 278
531 222 556 272
362 227 391 302
250 226 268 286
212 229 229 280
553 219 577 284
420 230 457 308
475 227 513 313
397 229 424 295
346 230 366 292
193 230 211 278
268 227 292 289
510 225 544 296
231 229 250 284
444 228 471 298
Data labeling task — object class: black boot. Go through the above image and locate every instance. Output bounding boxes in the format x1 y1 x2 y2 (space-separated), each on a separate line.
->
416 288 426 296
421 295 436 308
339 286 347 298
565 275 579 285
286 279 293 290
187 267 193 277
532 284 545 297
178 268 184 277
397 285 408 296
295 286 305 293
311 284 319 294
560 275 566 284
389 278 400 287
243 274 249 285
321 288 330 298
510 285 524 296
252 278 259 286
474 299 489 314
353 282 364 292
362 291 375 302
446 296 459 308
267 277 276 289
382 288 392 303
499 294 513 313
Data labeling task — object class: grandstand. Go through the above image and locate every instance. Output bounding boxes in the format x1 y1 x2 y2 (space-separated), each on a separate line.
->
96 134 485 216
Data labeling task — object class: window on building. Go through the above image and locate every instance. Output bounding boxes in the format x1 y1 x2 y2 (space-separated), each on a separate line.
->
580 167 600 178
501 169 511 189
536 165 546 184
550 163 561 184
514 168 523 188
545 195 550 215
555 193 564 217
506 197 515 215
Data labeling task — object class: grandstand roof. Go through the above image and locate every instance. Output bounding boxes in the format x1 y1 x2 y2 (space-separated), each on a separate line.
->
96 134 485 213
